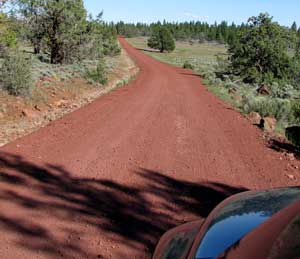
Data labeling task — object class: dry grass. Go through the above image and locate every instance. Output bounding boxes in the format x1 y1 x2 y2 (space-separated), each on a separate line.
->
127 37 227 69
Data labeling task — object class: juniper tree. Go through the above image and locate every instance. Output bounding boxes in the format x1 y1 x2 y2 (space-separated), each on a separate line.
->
16 0 87 64
148 26 175 53
228 13 291 83
291 21 298 33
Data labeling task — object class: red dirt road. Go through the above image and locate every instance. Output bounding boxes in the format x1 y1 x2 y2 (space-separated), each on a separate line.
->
0 38 299 259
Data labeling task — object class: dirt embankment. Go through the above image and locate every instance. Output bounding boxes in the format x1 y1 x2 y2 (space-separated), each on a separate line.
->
0 48 138 147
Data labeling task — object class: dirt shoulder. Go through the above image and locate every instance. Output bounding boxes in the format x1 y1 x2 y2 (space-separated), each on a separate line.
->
0 48 138 147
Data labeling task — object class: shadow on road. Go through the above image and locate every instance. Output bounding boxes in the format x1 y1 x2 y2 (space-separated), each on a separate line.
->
268 138 300 159
0 152 247 257
179 72 202 78
136 47 160 53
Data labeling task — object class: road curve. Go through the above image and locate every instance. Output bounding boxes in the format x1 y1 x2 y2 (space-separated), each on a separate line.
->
0 38 298 259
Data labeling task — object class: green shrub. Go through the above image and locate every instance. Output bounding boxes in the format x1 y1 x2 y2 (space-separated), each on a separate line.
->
214 78 223 86
183 61 194 69
242 96 292 122
85 58 107 85
0 13 17 52
269 81 297 99
224 80 239 89
0 51 33 96
291 101 300 124
103 40 121 57
199 69 216 81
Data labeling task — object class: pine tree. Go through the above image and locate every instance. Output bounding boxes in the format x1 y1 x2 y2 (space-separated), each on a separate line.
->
296 28 300 56
291 21 298 32
148 26 175 53
16 0 48 54
229 13 291 83
16 0 87 64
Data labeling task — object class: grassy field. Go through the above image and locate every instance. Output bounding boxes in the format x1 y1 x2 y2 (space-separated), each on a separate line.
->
127 37 227 71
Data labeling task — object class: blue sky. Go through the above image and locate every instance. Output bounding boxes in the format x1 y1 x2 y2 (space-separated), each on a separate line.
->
84 0 300 27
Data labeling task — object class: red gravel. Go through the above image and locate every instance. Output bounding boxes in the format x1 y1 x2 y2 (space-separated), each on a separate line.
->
0 38 299 259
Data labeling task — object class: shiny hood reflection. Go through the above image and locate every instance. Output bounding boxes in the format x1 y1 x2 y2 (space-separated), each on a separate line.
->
195 188 300 259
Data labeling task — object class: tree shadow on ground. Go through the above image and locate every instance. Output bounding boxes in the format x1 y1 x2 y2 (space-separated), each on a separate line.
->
136 47 160 53
0 151 247 258
180 72 202 78
268 139 300 159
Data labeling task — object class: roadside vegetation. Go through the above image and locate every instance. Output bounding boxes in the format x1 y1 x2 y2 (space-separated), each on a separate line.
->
0 0 120 99
127 14 300 146
0 1 140 146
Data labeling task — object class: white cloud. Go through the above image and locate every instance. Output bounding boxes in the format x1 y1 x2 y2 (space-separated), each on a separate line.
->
183 12 209 20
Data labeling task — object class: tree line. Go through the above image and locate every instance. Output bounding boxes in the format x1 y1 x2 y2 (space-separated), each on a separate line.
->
115 19 300 46
116 20 243 44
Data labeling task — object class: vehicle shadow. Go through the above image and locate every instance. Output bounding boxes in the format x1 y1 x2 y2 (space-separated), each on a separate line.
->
0 152 248 258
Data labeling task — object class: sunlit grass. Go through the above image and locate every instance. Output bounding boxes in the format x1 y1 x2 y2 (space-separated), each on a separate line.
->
126 37 227 70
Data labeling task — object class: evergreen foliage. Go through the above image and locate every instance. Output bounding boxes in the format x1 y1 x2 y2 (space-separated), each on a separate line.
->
0 13 17 54
228 13 292 84
183 61 194 69
85 57 107 85
0 50 33 96
14 0 120 64
148 27 175 52
16 0 88 64
291 21 298 32
0 1 120 96
115 20 241 44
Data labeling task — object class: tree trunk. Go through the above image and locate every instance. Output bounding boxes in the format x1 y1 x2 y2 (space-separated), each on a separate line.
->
31 37 41 55
50 9 64 64
51 42 64 64
33 42 41 54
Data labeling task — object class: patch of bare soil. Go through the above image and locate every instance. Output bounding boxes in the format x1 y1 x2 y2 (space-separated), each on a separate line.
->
0 48 138 146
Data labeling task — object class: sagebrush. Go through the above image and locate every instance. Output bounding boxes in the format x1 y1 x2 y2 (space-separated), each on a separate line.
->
0 51 33 96
85 58 107 85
